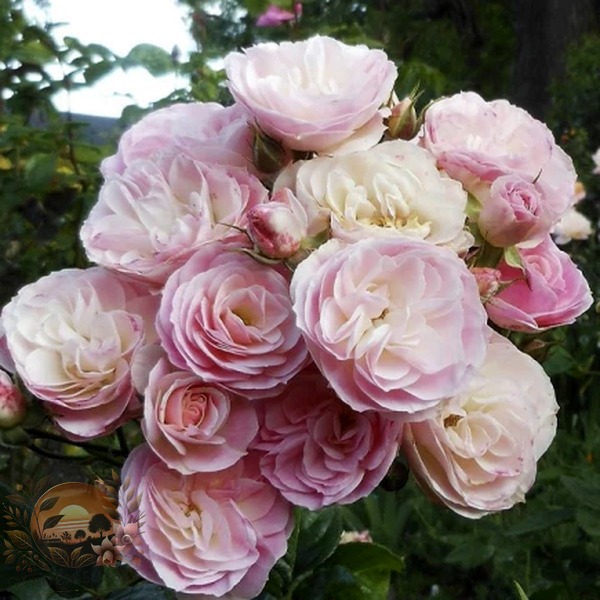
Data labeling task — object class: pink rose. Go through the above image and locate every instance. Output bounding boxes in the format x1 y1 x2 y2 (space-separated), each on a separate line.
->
120 444 293 597
157 242 308 398
247 193 308 259
477 175 550 246
81 151 268 287
253 366 402 509
403 333 558 518
101 102 253 177
224 35 397 155
0 320 15 373
256 3 301 27
421 92 576 223
142 358 259 474
0 371 26 429
1 268 158 439
486 236 592 332
291 238 491 416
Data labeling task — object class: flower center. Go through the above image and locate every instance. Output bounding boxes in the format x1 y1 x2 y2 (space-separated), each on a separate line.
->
443 414 463 428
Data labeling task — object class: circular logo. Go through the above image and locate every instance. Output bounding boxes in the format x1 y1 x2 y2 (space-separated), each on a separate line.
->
30 483 119 569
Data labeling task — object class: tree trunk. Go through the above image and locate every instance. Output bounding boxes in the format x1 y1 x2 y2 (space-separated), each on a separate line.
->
512 0 596 118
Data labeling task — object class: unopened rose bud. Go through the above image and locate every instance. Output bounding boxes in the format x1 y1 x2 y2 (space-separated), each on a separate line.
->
470 267 502 303
0 371 26 429
247 202 307 259
251 125 291 174
387 97 418 140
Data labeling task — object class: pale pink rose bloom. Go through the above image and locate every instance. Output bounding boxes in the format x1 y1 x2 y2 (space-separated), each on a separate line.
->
81 151 268 287
285 140 471 252
592 147 600 175
0 371 26 429
403 332 558 518
157 242 308 398
552 208 593 245
120 444 293 597
224 35 397 155
1 268 159 439
247 192 308 259
477 175 553 247
421 92 576 223
142 357 259 474
253 366 402 509
486 236 592 332
256 3 301 27
291 238 491 416
101 102 253 177
0 320 15 373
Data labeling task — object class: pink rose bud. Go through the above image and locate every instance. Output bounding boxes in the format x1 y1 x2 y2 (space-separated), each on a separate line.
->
247 201 307 259
388 97 418 140
470 267 502 302
478 175 547 247
0 371 26 429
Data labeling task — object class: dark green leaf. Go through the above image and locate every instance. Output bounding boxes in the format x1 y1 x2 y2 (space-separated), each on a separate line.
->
295 507 344 574
562 476 600 510
505 508 574 536
325 542 404 574
576 508 600 536
445 543 495 568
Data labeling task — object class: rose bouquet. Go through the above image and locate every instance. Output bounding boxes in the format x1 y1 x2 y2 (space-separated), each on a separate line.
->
0 35 593 598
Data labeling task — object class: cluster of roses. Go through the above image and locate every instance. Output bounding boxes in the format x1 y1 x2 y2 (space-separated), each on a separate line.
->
0 35 593 599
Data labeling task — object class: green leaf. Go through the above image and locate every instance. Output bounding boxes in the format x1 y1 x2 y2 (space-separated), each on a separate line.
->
325 542 404 575
503 245 525 272
42 514 64 531
83 60 117 85
40 496 59 513
295 507 344 575
562 476 600 510
14 41 55 65
263 511 300 596
293 564 387 600
505 508 574 536
576 508 600 536
122 44 173 76
23 153 57 190
514 581 530 600
445 543 495 568
466 192 482 221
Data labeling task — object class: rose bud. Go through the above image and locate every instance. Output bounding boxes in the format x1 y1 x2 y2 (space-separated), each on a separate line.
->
247 201 307 259
387 96 418 140
0 371 26 429
469 267 502 303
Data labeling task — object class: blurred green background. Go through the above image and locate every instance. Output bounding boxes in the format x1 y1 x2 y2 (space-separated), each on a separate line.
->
2 0 600 598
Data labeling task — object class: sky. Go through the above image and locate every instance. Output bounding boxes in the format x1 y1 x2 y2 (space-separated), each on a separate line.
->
22 0 197 117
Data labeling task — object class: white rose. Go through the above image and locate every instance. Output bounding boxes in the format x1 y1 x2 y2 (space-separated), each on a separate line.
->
552 208 593 245
281 140 471 251
403 332 558 518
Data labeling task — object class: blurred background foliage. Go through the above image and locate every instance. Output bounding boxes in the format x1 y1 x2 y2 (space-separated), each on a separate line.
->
2 0 600 598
